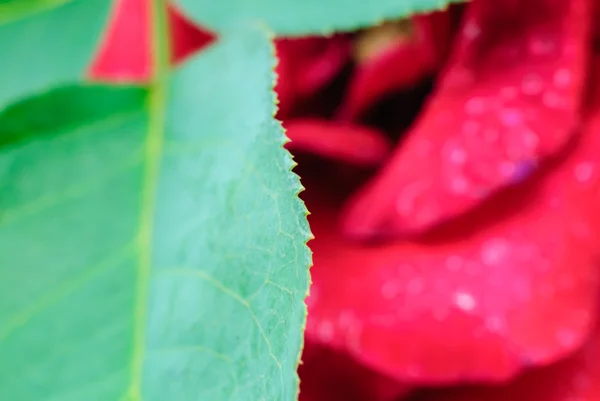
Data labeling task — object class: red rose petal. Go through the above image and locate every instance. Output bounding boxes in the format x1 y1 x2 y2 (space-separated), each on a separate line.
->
89 0 214 81
302 77 600 381
169 4 215 63
299 341 412 401
411 319 600 401
275 36 351 118
339 12 452 120
341 0 591 240
285 119 392 166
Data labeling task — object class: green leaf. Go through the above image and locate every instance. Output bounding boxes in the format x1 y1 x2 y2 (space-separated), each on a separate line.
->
0 0 111 109
0 24 311 401
178 0 462 36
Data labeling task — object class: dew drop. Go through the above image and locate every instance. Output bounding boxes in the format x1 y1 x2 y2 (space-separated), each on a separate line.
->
522 129 540 150
543 90 562 108
306 286 318 308
555 328 579 348
500 109 522 127
396 181 428 215
484 316 506 333
463 21 481 40
574 161 594 183
481 238 510 265
450 175 470 194
553 68 572 88
528 36 557 56
465 97 486 114
337 310 355 329
406 277 425 295
521 74 544 95
453 291 477 312
498 161 516 178
448 145 467 165
317 320 334 342
445 255 464 272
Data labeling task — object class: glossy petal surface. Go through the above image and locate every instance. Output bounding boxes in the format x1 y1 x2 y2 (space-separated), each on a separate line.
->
342 0 591 239
302 100 600 380
412 319 600 401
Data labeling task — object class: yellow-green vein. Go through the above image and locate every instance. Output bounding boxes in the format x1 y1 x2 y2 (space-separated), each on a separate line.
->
127 0 171 399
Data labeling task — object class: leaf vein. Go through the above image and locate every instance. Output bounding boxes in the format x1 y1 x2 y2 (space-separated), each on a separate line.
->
0 242 135 343
0 150 143 225
156 266 284 384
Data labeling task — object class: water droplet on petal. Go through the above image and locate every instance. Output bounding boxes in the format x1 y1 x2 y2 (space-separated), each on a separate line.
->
463 21 481 40
574 161 594 183
555 328 578 348
500 109 523 127
528 36 557 56
553 68 572 87
453 291 477 312
317 320 334 342
499 161 516 178
465 97 487 114
449 146 467 165
481 238 510 265
445 255 464 272
521 74 544 95
450 175 470 194
406 277 425 295
484 316 506 333
543 90 563 108
522 129 540 150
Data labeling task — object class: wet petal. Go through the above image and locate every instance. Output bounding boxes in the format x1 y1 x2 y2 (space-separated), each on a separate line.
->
339 12 452 120
285 119 392 166
89 0 214 81
299 341 411 401
411 319 600 401
342 0 591 239
302 94 600 381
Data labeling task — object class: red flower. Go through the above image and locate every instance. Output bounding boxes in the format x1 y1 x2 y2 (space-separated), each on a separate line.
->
92 0 600 400
90 0 214 81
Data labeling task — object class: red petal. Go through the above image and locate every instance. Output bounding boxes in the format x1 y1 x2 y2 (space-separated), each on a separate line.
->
169 4 215 63
411 319 600 401
339 12 452 120
341 0 591 240
302 82 600 381
89 0 214 82
285 119 392 166
275 36 351 118
299 341 412 401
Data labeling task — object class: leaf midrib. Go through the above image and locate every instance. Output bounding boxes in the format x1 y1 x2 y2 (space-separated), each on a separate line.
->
127 0 171 399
